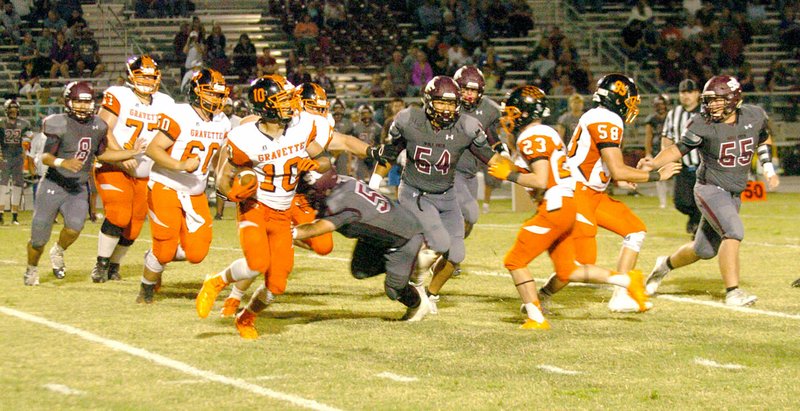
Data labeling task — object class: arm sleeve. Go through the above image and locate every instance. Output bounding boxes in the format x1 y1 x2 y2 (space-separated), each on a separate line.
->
757 109 770 144
468 126 495 164
675 117 703 155
322 209 361 229
387 114 408 151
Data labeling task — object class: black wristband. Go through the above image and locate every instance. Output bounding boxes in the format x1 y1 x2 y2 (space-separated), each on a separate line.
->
507 171 520 183
647 171 660 182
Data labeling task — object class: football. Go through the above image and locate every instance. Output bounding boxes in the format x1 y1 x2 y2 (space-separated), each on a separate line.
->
236 167 257 186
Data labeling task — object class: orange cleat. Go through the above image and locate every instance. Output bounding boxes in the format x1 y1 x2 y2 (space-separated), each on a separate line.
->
220 297 241 318
626 269 649 312
196 275 228 319
235 310 258 339
520 319 551 330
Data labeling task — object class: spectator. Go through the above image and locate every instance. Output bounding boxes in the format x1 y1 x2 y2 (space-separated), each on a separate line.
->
330 99 354 175
18 31 36 67
441 10 460 45
10 0 31 21
409 50 433 96
293 13 319 57
655 46 683 91
173 21 190 67
313 66 336 97
36 28 55 75
621 20 647 62
737 62 756 92
447 43 470 72
287 64 311 86
548 25 566 51
778 7 800 51
43 9 66 33
432 43 450 76
363 73 384 98
421 33 440 66
135 0 164 18
385 50 409 97
352 105 382 181
181 59 202 93
460 8 484 51
19 60 41 98
205 23 228 73
66 9 85 29
556 93 585 141
73 29 104 77
190 15 206 41
55 0 82 21
323 0 346 29
475 45 501 72
661 16 683 44
717 23 744 68
683 0 702 17
256 46 277 76
686 48 716 86
49 31 72 78
628 0 653 24
285 50 299 79
183 30 204 71
232 33 256 80
417 0 442 34
508 0 533 38
1 2 23 42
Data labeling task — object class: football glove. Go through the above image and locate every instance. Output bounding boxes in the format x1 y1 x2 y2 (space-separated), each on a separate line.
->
367 144 398 165
227 172 258 202
296 158 319 173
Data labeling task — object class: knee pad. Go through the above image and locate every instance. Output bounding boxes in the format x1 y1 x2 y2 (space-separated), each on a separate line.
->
101 219 124 237
144 249 164 273
622 231 646 253
693 240 718 260
384 282 404 301
118 236 135 247
185 248 208 264
233 258 262 281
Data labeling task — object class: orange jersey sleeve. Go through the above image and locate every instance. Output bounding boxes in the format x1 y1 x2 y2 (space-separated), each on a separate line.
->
517 134 556 164
225 139 253 168
586 122 623 150
101 90 121 116
156 113 182 141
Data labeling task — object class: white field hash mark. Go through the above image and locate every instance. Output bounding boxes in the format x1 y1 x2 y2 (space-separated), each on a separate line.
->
43 383 85 395
694 357 746 370
537 365 584 375
0 307 341 411
376 372 418 382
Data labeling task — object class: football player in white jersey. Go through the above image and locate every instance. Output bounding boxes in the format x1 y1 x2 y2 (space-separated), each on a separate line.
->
542 74 679 312
94 55 175 283
136 68 231 304
489 86 650 327
195 75 330 339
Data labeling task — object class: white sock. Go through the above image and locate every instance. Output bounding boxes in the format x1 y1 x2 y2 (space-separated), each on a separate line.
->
228 258 260 281
174 245 186 261
27 264 36 271
228 285 245 300
52 243 64 253
608 274 631 288
140 276 157 285
110 244 130 264
97 232 120 258
524 303 545 323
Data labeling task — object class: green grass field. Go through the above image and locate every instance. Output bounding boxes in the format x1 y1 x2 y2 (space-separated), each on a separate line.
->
1 193 799 410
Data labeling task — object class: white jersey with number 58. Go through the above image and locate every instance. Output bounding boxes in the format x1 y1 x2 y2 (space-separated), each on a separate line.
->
566 106 625 192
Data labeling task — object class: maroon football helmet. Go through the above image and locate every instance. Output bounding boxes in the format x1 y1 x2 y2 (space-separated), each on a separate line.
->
701 75 742 122
63 81 96 122
296 169 340 211
453 65 485 110
423 76 461 128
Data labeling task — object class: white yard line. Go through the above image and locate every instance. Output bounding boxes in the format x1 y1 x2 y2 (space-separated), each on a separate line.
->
161 379 208 385
375 372 418 382
0 306 341 411
43 383 85 395
656 295 800 321
694 357 746 370
537 365 584 375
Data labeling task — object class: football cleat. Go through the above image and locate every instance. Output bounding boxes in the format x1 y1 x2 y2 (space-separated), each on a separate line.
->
136 283 155 304
196 274 228 319
49 245 66 279
410 249 437 286
24 266 39 286
401 284 431 322
626 269 649 312
608 286 653 313
725 288 757 306
108 263 122 281
792 278 800 288
520 318 551 330
645 256 671 296
220 297 241 318
235 310 259 339
91 257 110 283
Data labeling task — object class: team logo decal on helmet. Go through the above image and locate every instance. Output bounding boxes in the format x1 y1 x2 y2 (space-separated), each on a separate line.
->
593 73 640 124
454 65 485 111
127 55 161 96
701 75 742 122
296 83 329 116
188 68 228 116
248 75 298 124
423 76 461 128
500 85 550 135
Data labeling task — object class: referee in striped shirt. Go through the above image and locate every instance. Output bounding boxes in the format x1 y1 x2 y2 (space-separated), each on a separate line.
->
661 79 702 236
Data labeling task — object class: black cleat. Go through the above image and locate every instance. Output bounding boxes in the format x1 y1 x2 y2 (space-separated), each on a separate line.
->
91 257 110 283
136 283 155 304
108 262 121 281
52 268 66 279
792 278 800 288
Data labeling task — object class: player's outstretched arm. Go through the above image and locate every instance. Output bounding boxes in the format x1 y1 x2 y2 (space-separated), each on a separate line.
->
602 146 680 183
96 138 145 163
644 144 682 170
292 220 336 241
307 141 330 172
489 158 548 189
757 135 780 190
146 131 199 172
